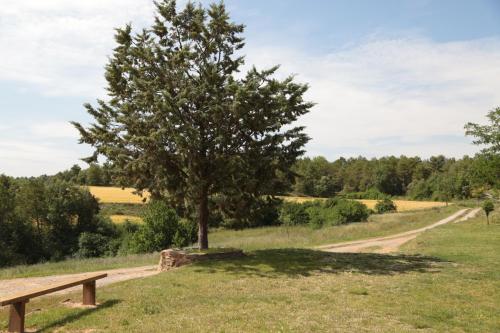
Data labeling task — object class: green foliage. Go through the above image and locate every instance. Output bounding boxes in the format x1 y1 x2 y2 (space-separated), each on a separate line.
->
482 200 494 224
293 157 340 197
172 219 198 248
307 208 326 229
0 176 107 267
77 232 110 258
465 107 500 155
469 154 500 189
292 151 498 200
328 199 370 224
280 202 310 226
131 201 180 253
72 0 312 249
54 163 116 186
374 158 404 195
217 196 281 229
280 199 370 229
375 199 397 214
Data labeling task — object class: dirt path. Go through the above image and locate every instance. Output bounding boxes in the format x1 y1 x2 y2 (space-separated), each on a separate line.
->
317 208 479 254
0 265 158 299
454 208 481 223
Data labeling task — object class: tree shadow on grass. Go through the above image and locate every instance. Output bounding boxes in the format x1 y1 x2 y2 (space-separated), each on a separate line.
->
192 249 448 278
34 299 121 333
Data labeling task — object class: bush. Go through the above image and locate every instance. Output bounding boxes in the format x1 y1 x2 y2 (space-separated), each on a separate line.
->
280 202 310 226
482 200 495 224
329 199 369 224
375 198 397 214
172 218 198 248
130 201 180 253
218 196 281 229
307 207 326 229
77 232 110 258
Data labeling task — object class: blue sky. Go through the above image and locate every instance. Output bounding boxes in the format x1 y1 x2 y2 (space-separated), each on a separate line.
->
1 0 499 176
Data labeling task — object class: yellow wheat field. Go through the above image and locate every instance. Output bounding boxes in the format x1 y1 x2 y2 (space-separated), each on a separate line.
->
356 199 448 211
88 187 447 212
109 215 143 224
87 186 149 204
281 196 448 212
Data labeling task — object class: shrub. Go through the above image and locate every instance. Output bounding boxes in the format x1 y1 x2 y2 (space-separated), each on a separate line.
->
130 201 180 253
219 196 281 229
307 207 326 229
482 200 494 224
375 198 397 214
172 218 198 248
329 199 369 224
280 202 310 225
77 232 110 258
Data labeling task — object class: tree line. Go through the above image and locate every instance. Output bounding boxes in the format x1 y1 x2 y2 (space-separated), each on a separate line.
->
292 153 499 200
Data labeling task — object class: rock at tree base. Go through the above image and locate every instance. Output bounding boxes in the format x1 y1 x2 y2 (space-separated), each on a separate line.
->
157 249 192 271
157 249 245 272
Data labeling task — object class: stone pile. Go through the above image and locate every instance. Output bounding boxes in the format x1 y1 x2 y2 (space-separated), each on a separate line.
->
157 248 245 272
157 249 194 271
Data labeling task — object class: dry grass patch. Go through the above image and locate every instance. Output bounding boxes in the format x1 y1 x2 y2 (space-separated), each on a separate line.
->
281 196 448 212
359 199 448 211
109 215 143 224
86 186 149 204
89 188 446 212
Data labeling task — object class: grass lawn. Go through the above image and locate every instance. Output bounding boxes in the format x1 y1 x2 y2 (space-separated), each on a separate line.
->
0 208 497 332
210 206 459 250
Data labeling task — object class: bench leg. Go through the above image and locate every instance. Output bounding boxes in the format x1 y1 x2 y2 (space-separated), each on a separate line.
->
82 281 96 305
8 301 27 333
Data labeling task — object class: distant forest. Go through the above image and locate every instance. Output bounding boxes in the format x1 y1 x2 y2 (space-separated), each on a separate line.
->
49 153 499 200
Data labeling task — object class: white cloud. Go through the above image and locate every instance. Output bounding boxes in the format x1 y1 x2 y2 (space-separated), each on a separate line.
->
0 140 90 177
31 122 79 139
244 37 500 159
0 0 156 97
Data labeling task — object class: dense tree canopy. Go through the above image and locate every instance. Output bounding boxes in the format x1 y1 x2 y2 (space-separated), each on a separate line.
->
0 176 110 267
291 154 497 199
73 1 312 248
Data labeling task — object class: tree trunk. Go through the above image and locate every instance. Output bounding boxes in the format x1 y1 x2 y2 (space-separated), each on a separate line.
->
197 189 209 249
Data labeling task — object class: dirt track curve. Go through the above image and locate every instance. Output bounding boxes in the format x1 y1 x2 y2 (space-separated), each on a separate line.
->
317 208 480 254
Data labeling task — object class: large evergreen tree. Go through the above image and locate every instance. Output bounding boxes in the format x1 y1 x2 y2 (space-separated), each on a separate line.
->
72 1 312 249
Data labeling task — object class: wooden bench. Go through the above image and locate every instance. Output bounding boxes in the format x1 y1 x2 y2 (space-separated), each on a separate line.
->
0 273 107 333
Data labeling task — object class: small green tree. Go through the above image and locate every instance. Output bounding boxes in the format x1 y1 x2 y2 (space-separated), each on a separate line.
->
482 200 494 225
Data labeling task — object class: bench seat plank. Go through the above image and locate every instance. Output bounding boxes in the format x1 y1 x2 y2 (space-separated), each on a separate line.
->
0 273 107 306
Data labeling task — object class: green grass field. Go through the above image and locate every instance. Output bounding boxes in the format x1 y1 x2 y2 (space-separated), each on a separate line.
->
210 206 459 250
0 208 498 332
